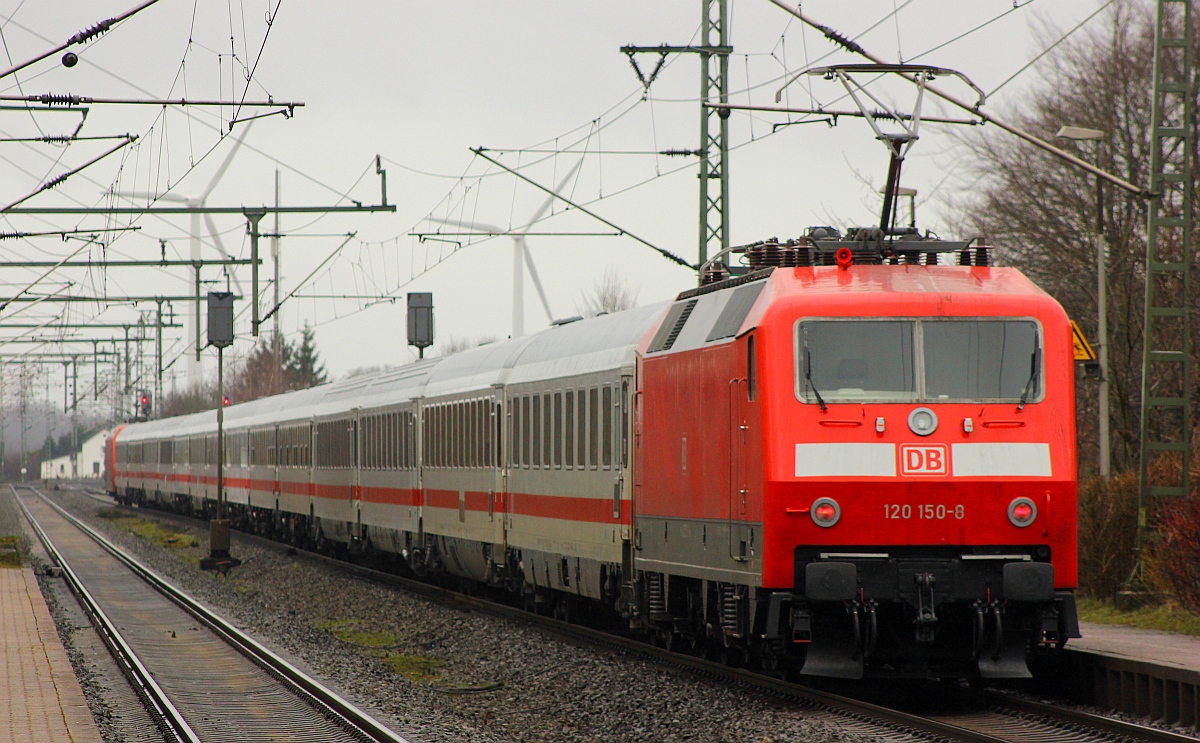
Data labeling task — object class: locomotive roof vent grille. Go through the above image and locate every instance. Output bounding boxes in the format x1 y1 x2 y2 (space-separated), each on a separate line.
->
648 299 698 353
706 282 766 342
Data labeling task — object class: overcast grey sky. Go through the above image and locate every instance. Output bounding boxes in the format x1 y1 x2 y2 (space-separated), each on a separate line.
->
0 0 1108 416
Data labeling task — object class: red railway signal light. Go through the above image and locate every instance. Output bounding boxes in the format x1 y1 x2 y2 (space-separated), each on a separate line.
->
222 395 232 407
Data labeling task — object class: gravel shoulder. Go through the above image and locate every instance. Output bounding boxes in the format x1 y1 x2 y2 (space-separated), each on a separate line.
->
44 487 855 743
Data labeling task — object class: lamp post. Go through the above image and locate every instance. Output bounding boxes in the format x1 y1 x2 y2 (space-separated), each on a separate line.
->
1056 125 1109 477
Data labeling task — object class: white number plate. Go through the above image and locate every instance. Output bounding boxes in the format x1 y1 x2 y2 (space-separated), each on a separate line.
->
883 504 965 520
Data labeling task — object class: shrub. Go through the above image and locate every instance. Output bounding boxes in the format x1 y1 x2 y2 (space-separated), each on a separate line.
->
1076 471 1139 599
1153 498 1200 614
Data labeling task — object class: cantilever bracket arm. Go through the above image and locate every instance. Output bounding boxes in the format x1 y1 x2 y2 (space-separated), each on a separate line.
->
471 148 694 269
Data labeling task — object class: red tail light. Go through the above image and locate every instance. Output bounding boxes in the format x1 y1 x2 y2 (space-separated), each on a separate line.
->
811 497 841 527
1008 497 1037 527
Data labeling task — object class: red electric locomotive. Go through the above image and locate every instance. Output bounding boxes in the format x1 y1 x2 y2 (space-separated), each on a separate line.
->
637 236 1078 678
108 233 1078 681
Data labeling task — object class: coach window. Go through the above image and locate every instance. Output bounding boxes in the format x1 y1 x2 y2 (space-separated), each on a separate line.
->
460 402 468 468
603 385 613 468
465 401 473 468
553 392 563 468
472 400 481 468
564 390 575 468
577 388 587 468
532 395 542 468
542 393 552 470
437 406 446 468
436 406 445 468
463 402 471 468
589 387 599 468
510 398 520 467
521 396 531 467
466 401 474 468
398 414 406 470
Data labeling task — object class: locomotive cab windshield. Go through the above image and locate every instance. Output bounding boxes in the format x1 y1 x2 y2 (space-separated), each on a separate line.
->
797 318 1042 404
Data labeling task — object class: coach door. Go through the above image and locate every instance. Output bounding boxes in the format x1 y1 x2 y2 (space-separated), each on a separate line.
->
351 408 362 541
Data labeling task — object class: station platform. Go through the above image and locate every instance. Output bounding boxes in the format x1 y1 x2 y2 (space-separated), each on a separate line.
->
1065 621 1200 729
1 567 102 743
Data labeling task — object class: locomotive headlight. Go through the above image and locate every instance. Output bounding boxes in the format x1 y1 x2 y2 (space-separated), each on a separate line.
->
907 407 938 436
1008 497 1037 527
811 497 841 527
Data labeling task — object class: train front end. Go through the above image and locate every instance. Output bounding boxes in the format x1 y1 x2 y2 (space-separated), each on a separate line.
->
757 263 1079 679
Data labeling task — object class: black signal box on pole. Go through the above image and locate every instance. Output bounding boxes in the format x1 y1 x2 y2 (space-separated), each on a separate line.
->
207 292 235 348
407 293 434 358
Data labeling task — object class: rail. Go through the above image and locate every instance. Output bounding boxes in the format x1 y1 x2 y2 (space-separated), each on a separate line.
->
16 485 411 743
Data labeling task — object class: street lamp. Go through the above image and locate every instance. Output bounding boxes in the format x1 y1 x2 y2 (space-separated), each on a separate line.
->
1056 124 1109 477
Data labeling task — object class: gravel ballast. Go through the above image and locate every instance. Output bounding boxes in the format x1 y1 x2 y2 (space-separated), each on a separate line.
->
43 487 858 743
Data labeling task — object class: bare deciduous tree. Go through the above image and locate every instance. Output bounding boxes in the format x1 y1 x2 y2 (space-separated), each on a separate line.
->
577 267 638 317
964 0 1172 476
437 335 499 357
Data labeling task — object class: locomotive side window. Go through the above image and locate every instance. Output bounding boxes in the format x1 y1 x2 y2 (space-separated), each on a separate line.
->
747 335 756 401
800 321 916 402
924 320 1040 400
797 318 1043 403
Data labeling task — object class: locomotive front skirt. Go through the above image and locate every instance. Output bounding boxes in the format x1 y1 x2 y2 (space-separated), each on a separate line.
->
109 262 1080 679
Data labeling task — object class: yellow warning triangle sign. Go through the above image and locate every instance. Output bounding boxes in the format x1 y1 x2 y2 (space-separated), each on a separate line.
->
1070 320 1096 361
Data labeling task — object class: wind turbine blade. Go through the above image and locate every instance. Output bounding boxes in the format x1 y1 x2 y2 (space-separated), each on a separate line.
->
521 158 583 231
202 120 255 202
426 216 503 233
520 237 553 323
205 213 244 294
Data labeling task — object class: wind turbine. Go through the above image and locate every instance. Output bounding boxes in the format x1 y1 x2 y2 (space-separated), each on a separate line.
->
431 159 581 337
116 123 253 386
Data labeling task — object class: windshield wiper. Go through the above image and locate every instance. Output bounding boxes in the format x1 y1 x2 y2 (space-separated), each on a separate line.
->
1017 347 1041 411
804 348 827 411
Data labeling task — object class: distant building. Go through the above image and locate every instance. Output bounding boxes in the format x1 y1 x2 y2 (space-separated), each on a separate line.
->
40 429 111 480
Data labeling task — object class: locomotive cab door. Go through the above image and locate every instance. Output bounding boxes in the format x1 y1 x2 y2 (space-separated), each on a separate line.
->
728 375 750 562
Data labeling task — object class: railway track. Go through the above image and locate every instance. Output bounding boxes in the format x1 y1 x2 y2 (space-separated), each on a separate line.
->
65 483 1197 743
13 484 411 743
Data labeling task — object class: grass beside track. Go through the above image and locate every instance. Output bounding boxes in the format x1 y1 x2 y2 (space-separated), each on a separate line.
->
0 535 22 567
316 618 443 683
95 508 203 566
1078 596 1200 636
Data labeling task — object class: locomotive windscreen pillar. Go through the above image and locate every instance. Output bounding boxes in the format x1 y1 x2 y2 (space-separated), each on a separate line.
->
201 292 241 572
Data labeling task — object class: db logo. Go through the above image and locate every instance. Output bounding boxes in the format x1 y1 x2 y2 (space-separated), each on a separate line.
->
900 444 949 476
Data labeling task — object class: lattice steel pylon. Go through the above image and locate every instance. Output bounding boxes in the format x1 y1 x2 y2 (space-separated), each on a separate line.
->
698 0 730 268
1136 0 1195 577
621 0 730 270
